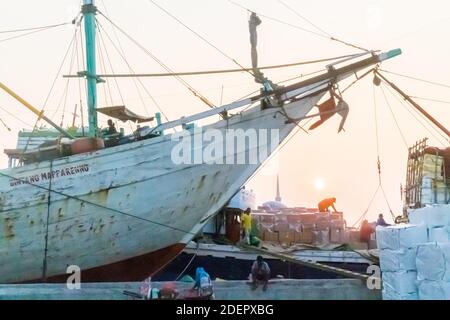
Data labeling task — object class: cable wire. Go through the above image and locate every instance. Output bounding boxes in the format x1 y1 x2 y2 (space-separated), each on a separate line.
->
379 84 409 150
0 22 70 34
379 69 450 89
0 23 69 43
148 0 254 78
276 0 369 52
228 0 370 52
98 11 216 110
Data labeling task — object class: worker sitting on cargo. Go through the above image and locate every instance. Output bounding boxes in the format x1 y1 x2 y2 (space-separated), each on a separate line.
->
241 208 252 245
376 214 390 227
251 255 270 291
318 197 338 213
192 267 213 297
106 119 118 135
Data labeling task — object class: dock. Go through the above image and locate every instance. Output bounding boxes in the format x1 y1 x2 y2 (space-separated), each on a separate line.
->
0 279 380 300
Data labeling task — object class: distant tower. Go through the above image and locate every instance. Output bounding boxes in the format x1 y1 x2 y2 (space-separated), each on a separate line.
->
275 175 282 202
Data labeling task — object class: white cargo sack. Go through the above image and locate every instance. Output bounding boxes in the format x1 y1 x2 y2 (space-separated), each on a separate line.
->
416 243 450 281
418 280 450 300
379 248 416 272
376 224 427 250
428 227 449 243
408 205 450 228
382 271 417 295
382 287 418 301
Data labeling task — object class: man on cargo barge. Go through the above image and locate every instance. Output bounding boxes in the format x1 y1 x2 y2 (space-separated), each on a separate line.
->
318 197 338 213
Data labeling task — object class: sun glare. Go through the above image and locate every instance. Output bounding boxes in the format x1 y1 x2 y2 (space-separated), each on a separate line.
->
314 178 325 190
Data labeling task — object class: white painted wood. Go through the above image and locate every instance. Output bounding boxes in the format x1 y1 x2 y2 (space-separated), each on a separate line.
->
0 93 324 283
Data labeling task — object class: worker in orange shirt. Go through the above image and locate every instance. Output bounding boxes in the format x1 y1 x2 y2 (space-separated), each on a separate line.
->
318 197 338 213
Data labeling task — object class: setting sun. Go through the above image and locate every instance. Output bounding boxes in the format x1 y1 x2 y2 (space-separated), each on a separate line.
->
314 178 326 191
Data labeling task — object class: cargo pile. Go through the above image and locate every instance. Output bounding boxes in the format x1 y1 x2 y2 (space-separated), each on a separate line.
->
376 204 450 300
251 208 358 247
420 152 450 205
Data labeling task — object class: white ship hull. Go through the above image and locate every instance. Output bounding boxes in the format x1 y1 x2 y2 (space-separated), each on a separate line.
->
0 94 323 283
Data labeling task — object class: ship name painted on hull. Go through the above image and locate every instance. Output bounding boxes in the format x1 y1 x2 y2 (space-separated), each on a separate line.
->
9 164 90 187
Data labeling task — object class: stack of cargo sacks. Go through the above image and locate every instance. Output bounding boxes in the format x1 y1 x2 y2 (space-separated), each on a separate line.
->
421 152 450 205
408 205 450 242
376 224 428 300
416 243 450 300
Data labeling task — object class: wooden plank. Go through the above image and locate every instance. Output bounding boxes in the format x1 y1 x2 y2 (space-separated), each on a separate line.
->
239 244 371 281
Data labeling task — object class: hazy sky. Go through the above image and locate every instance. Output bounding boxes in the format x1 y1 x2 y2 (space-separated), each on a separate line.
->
1 0 449 225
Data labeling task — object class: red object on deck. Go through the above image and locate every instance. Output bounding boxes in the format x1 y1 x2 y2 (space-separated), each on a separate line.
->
71 138 105 155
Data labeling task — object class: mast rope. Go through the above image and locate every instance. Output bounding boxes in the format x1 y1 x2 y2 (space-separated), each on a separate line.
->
382 80 449 146
227 0 370 52
96 26 114 107
0 105 34 128
0 23 70 44
97 11 217 110
19 30 79 162
409 96 450 105
76 22 87 135
0 22 70 34
99 0 151 116
148 0 254 79
51 31 79 125
276 0 369 52
96 20 171 122
96 22 142 134
97 25 126 106
0 170 198 237
0 117 11 131
379 83 409 149
379 69 450 90
372 84 399 222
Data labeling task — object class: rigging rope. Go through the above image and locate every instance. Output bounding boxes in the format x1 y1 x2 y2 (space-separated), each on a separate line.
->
276 0 369 52
0 117 11 131
0 105 34 127
227 0 370 52
175 242 200 281
97 25 126 106
97 11 216 110
379 84 409 150
0 22 70 34
379 69 450 90
99 0 150 116
409 96 450 105
20 30 79 162
372 84 400 222
148 0 254 78
96 20 170 122
0 23 70 44
383 81 449 146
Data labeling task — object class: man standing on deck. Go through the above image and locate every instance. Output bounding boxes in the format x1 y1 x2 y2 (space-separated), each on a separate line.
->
318 197 338 213
241 208 252 245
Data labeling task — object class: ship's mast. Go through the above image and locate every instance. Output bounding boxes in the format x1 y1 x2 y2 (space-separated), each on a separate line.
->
82 0 98 137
